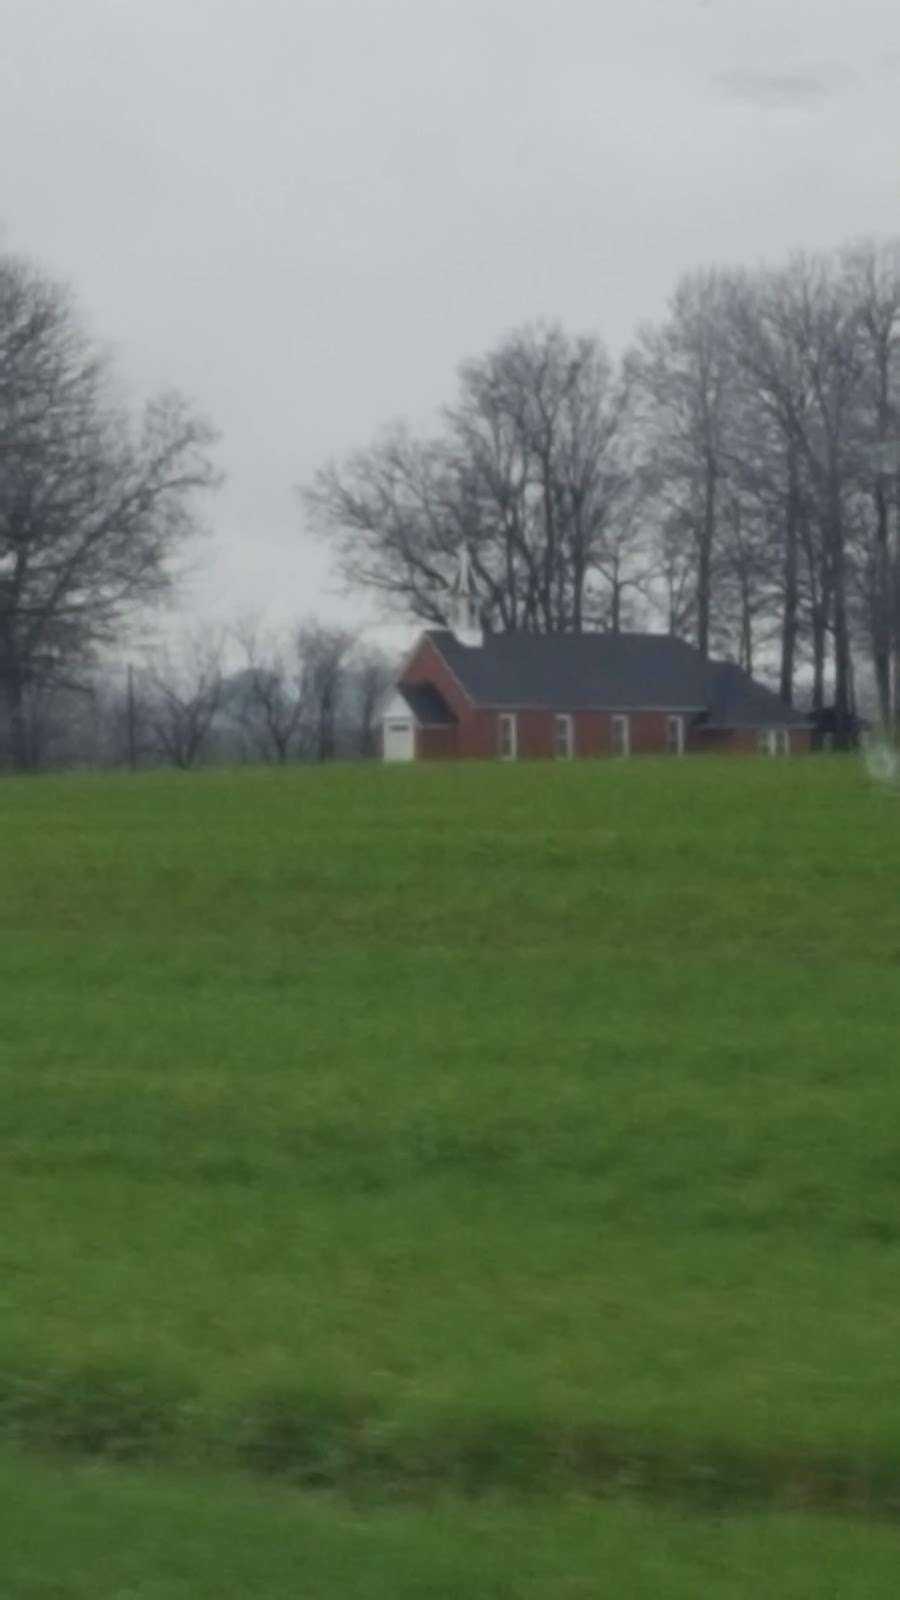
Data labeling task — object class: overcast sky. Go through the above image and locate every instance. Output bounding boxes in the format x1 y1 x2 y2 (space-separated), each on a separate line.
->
2 0 898 645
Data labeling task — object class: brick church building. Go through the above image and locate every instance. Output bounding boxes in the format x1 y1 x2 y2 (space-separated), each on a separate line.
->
381 556 812 762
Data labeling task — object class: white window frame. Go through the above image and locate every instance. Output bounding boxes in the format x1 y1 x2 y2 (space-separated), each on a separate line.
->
610 714 630 758
554 713 574 760
497 713 517 761
776 727 791 756
665 715 685 756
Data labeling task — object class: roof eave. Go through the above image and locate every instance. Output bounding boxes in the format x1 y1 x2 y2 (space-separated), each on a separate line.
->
476 702 709 712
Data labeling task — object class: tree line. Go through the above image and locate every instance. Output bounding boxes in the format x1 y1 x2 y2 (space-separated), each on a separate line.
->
5 236 900 770
308 240 900 746
8 622 394 773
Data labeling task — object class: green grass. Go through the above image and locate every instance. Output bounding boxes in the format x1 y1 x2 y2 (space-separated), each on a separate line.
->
4 1448 900 1598
3 759 900 1496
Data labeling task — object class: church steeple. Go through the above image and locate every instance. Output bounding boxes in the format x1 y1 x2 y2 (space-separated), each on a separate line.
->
450 547 483 648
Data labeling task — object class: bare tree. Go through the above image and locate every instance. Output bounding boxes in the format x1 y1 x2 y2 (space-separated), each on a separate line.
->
297 622 355 760
348 645 394 756
450 325 634 632
730 256 865 736
840 242 900 727
0 251 218 770
305 430 459 628
580 447 655 632
84 663 148 770
629 272 735 657
231 620 307 763
305 325 635 635
145 629 225 769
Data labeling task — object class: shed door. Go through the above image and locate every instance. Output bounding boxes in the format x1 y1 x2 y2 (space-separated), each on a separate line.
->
383 719 415 762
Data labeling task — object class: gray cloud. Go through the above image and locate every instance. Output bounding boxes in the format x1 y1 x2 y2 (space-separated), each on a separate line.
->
715 64 855 109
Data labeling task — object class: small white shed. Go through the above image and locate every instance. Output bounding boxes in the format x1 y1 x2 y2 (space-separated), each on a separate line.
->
381 691 416 761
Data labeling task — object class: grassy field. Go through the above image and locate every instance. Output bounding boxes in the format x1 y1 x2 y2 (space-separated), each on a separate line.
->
5 1449 900 1599
3 757 900 1514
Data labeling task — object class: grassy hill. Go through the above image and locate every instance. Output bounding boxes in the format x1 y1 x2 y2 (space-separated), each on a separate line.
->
3 756 900 1587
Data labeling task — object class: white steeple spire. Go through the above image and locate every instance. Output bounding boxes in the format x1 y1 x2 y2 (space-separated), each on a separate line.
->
451 547 483 648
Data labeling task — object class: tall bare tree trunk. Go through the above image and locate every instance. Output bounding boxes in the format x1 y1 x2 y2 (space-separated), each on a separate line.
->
808 577 830 718
828 485 854 747
739 577 753 675
872 480 892 724
779 452 800 705
570 547 586 632
696 461 716 657
888 544 899 738
833 598 853 744
610 573 622 634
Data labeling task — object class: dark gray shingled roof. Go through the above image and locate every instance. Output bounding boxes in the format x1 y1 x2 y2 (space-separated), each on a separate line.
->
429 629 708 708
426 630 809 727
702 661 811 729
399 683 457 725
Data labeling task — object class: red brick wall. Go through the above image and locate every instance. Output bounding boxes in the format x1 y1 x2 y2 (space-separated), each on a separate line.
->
574 710 683 756
458 708 688 759
456 708 566 759
453 712 813 760
400 638 494 756
417 726 459 759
